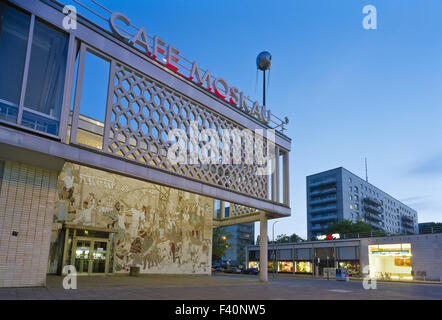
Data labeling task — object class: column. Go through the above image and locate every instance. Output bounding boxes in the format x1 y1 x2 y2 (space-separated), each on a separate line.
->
283 151 290 206
220 201 225 219
275 147 280 203
259 211 268 282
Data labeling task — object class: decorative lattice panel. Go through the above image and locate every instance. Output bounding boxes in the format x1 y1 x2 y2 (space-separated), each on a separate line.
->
104 62 269 199
230 204 259 217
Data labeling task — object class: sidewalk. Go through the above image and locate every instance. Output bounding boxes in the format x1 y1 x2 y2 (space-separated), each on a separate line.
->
268 272 442 285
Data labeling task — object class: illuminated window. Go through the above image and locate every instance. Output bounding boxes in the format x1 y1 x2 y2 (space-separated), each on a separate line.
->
368 243 413 280
295 261 312 273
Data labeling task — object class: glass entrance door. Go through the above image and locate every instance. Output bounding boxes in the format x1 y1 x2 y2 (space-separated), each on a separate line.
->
73 238 109 274
74 240 91 273
92 241 107 273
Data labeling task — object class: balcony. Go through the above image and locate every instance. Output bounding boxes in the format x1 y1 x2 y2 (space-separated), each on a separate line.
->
309 178 336 188
310 187 337 196
401 222 414 230
364 204 383 215
310 214 337 223
402 216 413 223
364 197 382 207
366 213 383 223
309 197 337 205
310 204 337 214
366 219 383 229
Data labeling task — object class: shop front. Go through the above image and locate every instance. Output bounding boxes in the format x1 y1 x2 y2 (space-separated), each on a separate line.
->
337 261 360 276
295 261 312 274
368 243 413 280
278 261 294 273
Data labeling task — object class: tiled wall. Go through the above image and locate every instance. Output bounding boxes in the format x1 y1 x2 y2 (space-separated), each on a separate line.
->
0 161 57 287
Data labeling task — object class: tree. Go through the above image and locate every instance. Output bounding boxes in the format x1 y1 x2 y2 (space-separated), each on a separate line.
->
323 220 387 237
270 233 304 244
212 228 232 263
255 235 269 245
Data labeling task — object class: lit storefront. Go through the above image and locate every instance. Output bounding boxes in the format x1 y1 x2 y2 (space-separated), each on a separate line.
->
247 235 442 281
368 243 413 280
295 261 312 273
337 261 360 276
278 261 294 273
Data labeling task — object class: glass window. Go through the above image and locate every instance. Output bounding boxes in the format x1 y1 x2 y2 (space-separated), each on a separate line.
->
74 50 110 149
278 261 293 273
0 5 30 123
295 261 312 273
22 19 68 135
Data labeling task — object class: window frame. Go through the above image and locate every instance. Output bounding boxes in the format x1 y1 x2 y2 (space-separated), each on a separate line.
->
0 2 74 139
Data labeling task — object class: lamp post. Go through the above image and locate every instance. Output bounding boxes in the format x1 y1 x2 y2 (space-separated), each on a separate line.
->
272 220 279 278
256 51 272 107
326 256 330 280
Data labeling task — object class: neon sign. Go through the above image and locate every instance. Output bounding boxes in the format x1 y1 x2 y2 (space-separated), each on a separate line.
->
371 250 410 256
316 233 341 241
108 13 271 125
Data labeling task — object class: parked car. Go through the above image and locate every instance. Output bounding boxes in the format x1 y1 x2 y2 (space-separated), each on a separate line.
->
215 267 223 272
241 268 251 274
249 268 259 275
224 267 241 274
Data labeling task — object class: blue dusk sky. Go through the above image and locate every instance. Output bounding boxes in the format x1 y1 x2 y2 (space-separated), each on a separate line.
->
68 0 442 239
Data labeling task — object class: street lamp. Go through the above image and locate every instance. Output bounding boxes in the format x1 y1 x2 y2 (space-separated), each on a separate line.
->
272 220 279 278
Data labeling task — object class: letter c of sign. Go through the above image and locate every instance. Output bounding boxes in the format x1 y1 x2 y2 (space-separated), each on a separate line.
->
109 12 131 42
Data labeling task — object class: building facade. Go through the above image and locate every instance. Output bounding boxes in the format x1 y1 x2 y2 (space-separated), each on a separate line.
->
419 222 442 234
0 0 291 287
246 233 442 282
307 167 418 238
216 222 255 267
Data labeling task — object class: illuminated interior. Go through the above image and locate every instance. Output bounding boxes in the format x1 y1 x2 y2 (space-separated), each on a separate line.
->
278 261 294 272
368 243 413 280
295 261 312 273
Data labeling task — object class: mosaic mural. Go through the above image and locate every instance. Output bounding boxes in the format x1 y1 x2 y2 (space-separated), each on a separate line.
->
50 162 213 274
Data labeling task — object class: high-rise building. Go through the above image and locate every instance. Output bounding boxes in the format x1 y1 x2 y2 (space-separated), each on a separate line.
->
214 205 256 267
306 167 418 238
419 222 442 234
216 222 255 267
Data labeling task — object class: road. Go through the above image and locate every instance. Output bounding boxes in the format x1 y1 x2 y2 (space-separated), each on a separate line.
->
0 273 441 300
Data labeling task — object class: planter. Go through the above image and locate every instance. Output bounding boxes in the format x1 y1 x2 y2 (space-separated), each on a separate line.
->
129 266 140 277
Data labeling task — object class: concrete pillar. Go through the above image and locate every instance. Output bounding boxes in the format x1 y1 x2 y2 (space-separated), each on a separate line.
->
274 147 280 203
220 201 225 219
283 151 290 206
259 211 268 282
